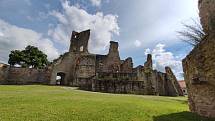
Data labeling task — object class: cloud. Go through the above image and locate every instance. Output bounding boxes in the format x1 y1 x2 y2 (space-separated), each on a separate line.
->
116 0 199 53
89 0 102 7
145 43 184 79
26 12 49 22
0 31 4 37
48 0 119 54
24 0 31 6
0 19 59 63
134 40 141 47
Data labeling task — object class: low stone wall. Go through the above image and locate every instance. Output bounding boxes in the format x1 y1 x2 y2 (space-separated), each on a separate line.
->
5 67 51 85
93 79 145 94
77 78 93 90
79 79 145 95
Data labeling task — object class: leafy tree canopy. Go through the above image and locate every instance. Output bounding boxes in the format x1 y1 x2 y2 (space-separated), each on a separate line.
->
8 45 49 69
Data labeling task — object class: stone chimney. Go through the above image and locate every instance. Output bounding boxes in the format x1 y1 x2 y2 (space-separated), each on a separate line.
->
108 41 120 60
109 41 119 54
144 54 153 70
106 41 121 72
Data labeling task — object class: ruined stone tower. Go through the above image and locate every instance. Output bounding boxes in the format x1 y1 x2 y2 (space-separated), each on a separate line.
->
50 30 93 86
69 30 90 53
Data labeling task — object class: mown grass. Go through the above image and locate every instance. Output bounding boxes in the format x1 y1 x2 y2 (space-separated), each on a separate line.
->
0 85 214 121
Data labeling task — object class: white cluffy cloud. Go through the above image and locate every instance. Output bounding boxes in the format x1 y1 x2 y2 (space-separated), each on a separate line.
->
48 0 119 54
145 43 183 79
134 40 141 47
90 0 102 7
0 19 59 63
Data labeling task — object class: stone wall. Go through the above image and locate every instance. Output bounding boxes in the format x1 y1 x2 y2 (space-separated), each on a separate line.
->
76 55 96 78
120 57 133 73
78 63 182 96
198 0 215 33
156 71 167 96
92 79 145 94
3 67 51 84
50 52 75 85
182 36 215 117
182 0 215 118
165 67 184 96
102 41 121 72
79 79 145 95
0 64 9 84
69 29 90 53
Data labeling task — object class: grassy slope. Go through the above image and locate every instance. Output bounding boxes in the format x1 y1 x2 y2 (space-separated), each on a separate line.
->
0 85 214 121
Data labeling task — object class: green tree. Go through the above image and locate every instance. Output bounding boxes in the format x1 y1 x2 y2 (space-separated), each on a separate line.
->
8 45 49 68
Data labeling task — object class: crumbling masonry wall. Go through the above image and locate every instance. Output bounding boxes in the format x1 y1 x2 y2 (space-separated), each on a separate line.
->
182 0 215 118
0 64 51 85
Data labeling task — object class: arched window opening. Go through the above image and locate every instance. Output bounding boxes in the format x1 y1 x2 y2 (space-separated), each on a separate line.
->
80 46 84 52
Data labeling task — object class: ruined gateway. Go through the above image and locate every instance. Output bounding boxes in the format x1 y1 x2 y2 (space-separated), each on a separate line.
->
0 30 183 96
182 0 215 118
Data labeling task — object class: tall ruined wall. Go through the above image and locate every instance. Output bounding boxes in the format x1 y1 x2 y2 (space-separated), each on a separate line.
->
76 55 96 78
182 36 215 118
120 57 133 73
69 30 90 53
135 54 182 96
143 54 155 95
199 0 215 33
144 54 153 70
5 67 51 84
182 0 215 118
156 72 168 96
165 67 184 96
50 52 75 85
102 41 121 72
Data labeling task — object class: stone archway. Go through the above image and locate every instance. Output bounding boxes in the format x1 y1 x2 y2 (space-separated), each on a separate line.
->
56 72 66 85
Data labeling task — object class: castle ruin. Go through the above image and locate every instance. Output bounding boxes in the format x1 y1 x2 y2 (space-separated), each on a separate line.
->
0 30 183 96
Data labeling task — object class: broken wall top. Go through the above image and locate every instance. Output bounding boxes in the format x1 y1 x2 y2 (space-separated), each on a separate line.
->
199 0 215 33
69 29 90 53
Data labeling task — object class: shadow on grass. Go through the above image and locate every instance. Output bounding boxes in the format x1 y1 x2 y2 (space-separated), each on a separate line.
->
153 111 215 121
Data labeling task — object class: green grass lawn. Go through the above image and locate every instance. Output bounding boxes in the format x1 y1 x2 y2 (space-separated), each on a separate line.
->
0 85 214 121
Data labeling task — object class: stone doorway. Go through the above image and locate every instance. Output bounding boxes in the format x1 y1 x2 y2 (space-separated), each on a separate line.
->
56 72 66 85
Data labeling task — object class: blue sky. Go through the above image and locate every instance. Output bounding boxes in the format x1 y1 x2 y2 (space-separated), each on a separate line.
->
0 0 199 79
